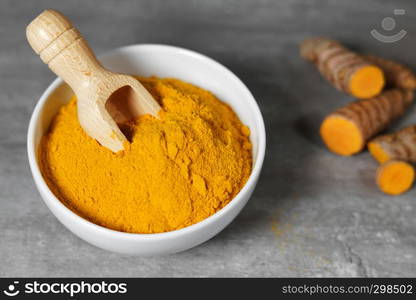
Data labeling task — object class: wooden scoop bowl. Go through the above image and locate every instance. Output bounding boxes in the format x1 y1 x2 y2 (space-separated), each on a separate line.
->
26 9 161 152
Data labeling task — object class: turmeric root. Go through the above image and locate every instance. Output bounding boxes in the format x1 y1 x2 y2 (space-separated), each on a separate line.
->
368 125 416 164
320 89 414 156
376 160 415 195
300 37 385 99
363 55 416 90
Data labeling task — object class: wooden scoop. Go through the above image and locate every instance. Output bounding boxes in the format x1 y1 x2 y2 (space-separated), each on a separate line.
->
26 10 161 152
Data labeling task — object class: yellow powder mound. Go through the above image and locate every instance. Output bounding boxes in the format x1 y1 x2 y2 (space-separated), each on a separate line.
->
39 77 252 234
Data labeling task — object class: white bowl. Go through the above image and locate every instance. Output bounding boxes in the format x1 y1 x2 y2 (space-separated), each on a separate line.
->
27 44 266 255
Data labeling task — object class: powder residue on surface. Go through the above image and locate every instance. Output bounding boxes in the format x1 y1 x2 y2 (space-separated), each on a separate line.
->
39 77 252 234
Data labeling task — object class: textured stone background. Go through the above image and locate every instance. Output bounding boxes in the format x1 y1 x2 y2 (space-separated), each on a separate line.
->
1 0 416 277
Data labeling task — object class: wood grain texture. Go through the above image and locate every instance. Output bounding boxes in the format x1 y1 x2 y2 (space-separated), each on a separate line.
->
1 0 416 277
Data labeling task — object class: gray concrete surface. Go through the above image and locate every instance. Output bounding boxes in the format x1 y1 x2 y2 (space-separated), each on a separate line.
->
1 0 416 277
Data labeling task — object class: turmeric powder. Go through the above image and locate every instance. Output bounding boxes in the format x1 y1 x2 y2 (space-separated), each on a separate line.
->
300 37 385 99
39 77 252 234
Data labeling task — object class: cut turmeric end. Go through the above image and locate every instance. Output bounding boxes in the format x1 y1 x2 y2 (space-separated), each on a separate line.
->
368 141 390 164
349 65 385 99
320 116 364 156
376 160 415 195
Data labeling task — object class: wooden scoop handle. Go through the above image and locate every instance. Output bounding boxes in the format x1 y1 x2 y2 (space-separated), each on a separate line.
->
26 10 161 153
26 9 104 94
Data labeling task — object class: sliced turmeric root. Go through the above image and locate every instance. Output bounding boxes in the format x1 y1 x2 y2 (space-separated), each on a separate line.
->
376 160 415 195
363 54 416 90
349 65 385 99
300 37 385 99
320 89 414 156
368 141 391 164
368 125 416 163
320 115 364 155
